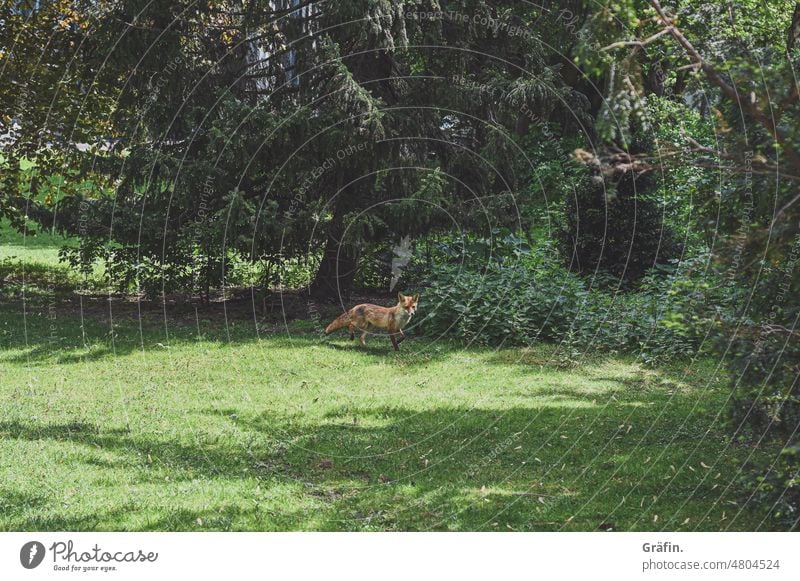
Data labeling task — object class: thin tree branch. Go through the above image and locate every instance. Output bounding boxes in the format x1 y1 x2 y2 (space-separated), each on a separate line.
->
647 0 800 177
601 27 672 51
762 324 800 339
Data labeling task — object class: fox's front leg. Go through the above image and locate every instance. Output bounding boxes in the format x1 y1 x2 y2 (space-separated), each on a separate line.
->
360 330 368 347
396 329 405 344
388 325 401 351
348 323 355 340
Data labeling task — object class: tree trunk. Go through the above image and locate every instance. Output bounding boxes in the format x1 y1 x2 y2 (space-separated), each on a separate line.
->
309 169 361 302
789 3 800 51
309 210 359 301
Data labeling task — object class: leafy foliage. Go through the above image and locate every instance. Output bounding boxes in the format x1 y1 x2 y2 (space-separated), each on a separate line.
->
412 234 721 365
588 0 800 527
560 158 679 283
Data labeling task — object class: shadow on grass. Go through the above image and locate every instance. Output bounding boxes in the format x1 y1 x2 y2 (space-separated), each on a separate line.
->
2 297 646 381
0 488 142 531
0 389 753 531
2 296 577 371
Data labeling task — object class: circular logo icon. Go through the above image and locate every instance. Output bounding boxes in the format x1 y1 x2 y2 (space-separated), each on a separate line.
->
20 541 45 569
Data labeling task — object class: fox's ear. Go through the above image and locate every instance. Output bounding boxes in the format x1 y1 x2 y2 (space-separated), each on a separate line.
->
398 292 405 302
413 293 419 303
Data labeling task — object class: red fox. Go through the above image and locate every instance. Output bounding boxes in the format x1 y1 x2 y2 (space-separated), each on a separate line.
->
325 292 419 350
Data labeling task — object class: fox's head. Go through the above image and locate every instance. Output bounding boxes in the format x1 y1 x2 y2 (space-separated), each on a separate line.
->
397 292 420 317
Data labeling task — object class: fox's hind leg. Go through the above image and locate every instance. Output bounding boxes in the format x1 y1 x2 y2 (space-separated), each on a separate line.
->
360 330 368 346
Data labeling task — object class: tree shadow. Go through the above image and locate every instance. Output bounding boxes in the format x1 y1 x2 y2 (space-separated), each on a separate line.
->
0 420 246 483
0 294 482 366
322 335 475 367
1 296 632 373
0 392 761 531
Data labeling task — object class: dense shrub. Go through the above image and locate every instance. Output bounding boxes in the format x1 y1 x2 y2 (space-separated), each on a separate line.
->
559 133 680 283
412 234 723 364
724 268 800 528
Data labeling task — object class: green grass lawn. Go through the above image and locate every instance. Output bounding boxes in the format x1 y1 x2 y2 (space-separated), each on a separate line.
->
0 219 75 266
0 219 88 293
0 296 781 532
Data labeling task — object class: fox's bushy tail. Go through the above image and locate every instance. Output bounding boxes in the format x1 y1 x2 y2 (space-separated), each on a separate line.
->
325 310 352 334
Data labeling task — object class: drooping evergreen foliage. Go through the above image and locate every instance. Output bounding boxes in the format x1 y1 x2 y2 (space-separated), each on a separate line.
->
3 0 582 299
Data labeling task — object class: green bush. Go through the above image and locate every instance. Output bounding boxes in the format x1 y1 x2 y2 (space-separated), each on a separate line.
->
414 234 723 364
724 268 800 528
558 124 680 283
